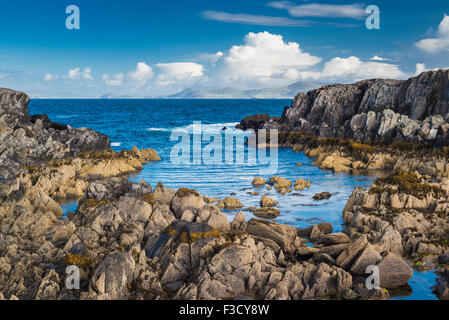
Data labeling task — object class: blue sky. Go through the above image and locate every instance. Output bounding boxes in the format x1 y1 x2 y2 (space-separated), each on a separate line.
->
1 0 449 98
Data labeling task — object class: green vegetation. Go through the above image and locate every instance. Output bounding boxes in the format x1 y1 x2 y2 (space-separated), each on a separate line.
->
139 193 155 205
175 188 200 197
371 171 445 199
83 198 111 207
64 251 96 267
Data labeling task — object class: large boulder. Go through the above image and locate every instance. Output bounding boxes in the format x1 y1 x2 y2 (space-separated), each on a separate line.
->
376 253 413 288
252 177 267 187
246 219 302 255
217 197 243 210
260 196 278 208
170 188 205 218
89 252 136 300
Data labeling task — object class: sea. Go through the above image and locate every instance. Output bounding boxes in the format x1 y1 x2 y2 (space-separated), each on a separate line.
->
28 99 438 300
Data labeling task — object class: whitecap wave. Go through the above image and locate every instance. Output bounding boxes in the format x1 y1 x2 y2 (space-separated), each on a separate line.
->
146 127 171 132
147 122 244 134
111 142 121 147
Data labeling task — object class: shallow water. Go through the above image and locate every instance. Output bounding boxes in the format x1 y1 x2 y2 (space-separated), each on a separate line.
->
28 99 438 299
391 270 438 300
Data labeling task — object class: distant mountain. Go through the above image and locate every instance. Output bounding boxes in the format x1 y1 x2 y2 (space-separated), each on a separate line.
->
100 81 325 99
100 93 137 99
166 81 324 99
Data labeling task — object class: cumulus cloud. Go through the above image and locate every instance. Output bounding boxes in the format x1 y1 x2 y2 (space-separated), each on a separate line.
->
298 56 407 82
155 62 204 86
102 73 124 86
414 63 427 76
127 62 154 86
413 63 448 76
415 14 449 53
68 67 93 80
201 10 309 27
369 55 392 62
217 31 321 87
268 2 366 19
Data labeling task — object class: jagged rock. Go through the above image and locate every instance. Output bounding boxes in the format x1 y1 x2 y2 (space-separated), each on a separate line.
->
260 196 278 208
297 222 333 239
349 244 382 275
153 183 176 205
270 177 292 194
237 70 449 147
217 197 243 210
252 207 280 219
89 252 136 299
319 244 349 258
230 211 246 231
294 178 311 190
319 233 350 246
336 235 369 269
170 188 205 218
376 253 413 288
312 252 336 265
252 177 266 187
246 219 302 255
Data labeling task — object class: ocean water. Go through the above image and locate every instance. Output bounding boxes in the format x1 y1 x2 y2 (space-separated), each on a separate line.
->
28 99 438 300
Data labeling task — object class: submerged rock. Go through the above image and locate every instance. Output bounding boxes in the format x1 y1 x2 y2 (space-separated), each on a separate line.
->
313 192 332 201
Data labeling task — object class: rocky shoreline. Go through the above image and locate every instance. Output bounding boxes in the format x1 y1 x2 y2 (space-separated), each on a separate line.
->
236 69 449 300
1 72 448 300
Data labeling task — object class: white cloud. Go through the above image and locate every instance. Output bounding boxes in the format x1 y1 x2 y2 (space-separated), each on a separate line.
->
201 10 309 27
299 56 407 82
156 62 204 86
370 55 392 62
102 73 124 86
414 63 427 76
268 2 366 19
217 31 321 87
413 63 447 75
127 62 154 86
415 14 449 53
68 67 93 80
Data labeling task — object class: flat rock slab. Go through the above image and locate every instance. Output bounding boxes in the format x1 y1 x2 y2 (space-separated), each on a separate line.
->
320 232 350 246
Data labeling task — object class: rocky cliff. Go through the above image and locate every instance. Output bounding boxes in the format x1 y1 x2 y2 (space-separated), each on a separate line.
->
0 88 110 180
239 69 449 147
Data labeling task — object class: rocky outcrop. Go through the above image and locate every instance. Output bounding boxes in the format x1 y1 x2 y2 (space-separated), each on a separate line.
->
217 197 243 210
0 89 161 202
260 196 277 208
242 70 449 147
342 171 449 259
